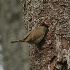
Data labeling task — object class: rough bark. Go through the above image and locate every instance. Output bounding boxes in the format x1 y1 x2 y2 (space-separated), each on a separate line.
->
23 0 70 70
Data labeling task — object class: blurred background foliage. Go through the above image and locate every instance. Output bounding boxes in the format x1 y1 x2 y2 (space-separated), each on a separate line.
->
0 0 29 70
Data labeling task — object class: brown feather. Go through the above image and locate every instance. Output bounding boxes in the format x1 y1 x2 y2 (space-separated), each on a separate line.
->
11 26 48 44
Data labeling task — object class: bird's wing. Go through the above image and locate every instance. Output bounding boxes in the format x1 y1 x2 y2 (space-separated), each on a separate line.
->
25 26 45 43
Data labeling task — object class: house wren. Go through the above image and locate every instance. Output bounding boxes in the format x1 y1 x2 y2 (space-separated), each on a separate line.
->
11 23 49 44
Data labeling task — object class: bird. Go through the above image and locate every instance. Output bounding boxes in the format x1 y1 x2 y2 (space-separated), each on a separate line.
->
11 23 49 44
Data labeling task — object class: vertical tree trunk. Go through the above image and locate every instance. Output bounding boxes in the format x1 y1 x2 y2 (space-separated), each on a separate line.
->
23 0 70 70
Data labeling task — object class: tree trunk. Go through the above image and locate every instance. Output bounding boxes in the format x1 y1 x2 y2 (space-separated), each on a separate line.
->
23 0 70 70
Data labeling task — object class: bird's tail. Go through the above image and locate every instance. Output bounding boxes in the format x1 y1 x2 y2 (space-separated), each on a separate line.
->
11 39 24 43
